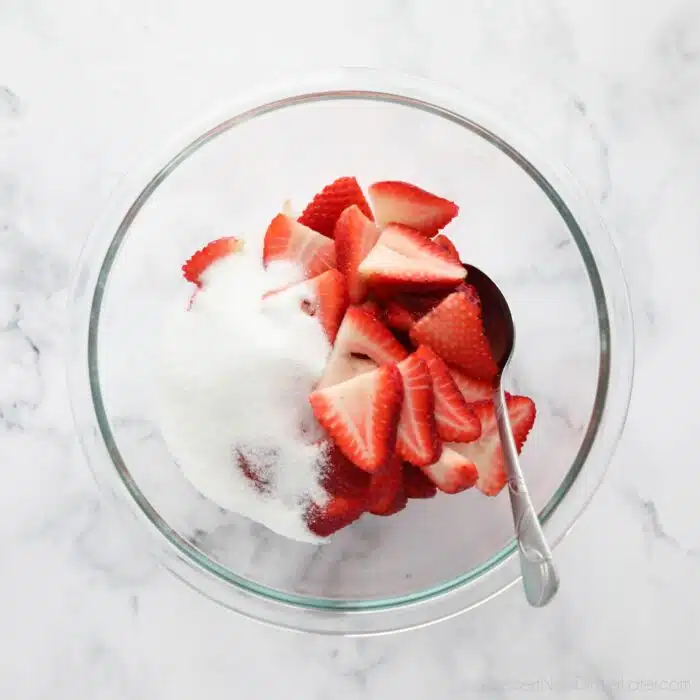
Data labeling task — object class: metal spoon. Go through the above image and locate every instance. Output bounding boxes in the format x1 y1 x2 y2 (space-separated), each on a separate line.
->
465 264 560 607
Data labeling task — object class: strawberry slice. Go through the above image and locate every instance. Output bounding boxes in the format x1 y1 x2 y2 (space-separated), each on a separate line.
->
450 366 494 403
298 176 374 237
449 395 536 496
402 463 437 499
368 456 406 515
368 181 458 236
319 306 408 388
414 345 481 443
263 213 336 278
309 364 403 473
319 444 371 500
421 446 478 494
263 269 349 342
357 299 384 320
182 237 243 286
334 205 380 303
358 224 466 293
306 495 366 537
395 354 440 467
433 234 460 261
410 290 499 381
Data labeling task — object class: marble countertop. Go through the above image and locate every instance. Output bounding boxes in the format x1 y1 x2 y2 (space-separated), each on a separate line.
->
2 1 698 697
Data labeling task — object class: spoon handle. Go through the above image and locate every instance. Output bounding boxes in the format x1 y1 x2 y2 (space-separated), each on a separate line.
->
494 384 559 607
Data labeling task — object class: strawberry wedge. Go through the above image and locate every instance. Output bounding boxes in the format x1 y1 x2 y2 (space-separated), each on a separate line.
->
395 354 441 467
449 395 536 496
368 181 458 236
410 290 499 381
334 205 380 303
309 364 403 473
319 306 408 388
263 213 336 278
298 176 374 237
182 237 244 287
358 224 466 293
421 446 479 494
305 495 367 537
415 345 481 443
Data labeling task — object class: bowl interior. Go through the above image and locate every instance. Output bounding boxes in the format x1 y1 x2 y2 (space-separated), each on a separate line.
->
92 95 602 607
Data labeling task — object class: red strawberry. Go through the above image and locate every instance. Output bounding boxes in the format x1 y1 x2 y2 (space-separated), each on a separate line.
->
368 181 458 236
450 395 536 496
410 291 499 381
450 366 494 403
182 237 243 286
414 345 481 443
394 354 441 467
334 205 380 303
263 269 349 343
421 446 478 494
402 463 438 499
358 224 466 293
309 365 403 473
433 234 460 261
319 306 408 388
263 213 336 278
368 456 406 515
306 495 366 537
319 444 371 499
298 176 374 237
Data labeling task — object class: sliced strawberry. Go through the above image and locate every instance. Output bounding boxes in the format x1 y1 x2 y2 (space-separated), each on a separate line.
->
368 456 406 515
263 213 336 278
421 446 478 494
263 269 348 342
319 444 371 500
334 205 380 303
368 181 458 236
319 306 408 388
402 463 438 499
450 366 494 404
298 176 374 237
306 495 366 537
450 395 536 496
410 290 499 381
395 354 440 467
309 365 403 473
433 234 460 261
372 488 408 517
414 345 481 443
358 224 466 293
182 237 243 287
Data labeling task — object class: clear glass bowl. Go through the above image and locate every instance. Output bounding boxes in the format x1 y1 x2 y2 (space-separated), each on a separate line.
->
68 68 634 635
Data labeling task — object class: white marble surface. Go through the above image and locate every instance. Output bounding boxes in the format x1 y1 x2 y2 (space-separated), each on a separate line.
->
1 0 698 697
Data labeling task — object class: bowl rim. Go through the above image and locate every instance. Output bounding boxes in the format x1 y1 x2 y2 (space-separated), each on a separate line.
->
68 67 635 635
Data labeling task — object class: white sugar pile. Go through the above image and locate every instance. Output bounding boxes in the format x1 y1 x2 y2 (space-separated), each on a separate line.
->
153 248 332 543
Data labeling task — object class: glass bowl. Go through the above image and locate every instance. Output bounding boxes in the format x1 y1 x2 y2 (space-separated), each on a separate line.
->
68 68 634 636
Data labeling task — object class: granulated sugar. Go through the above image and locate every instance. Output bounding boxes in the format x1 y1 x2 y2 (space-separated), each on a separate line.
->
153 247 332 543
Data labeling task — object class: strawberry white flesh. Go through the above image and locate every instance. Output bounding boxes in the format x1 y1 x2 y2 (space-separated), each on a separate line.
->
421 446 478 494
